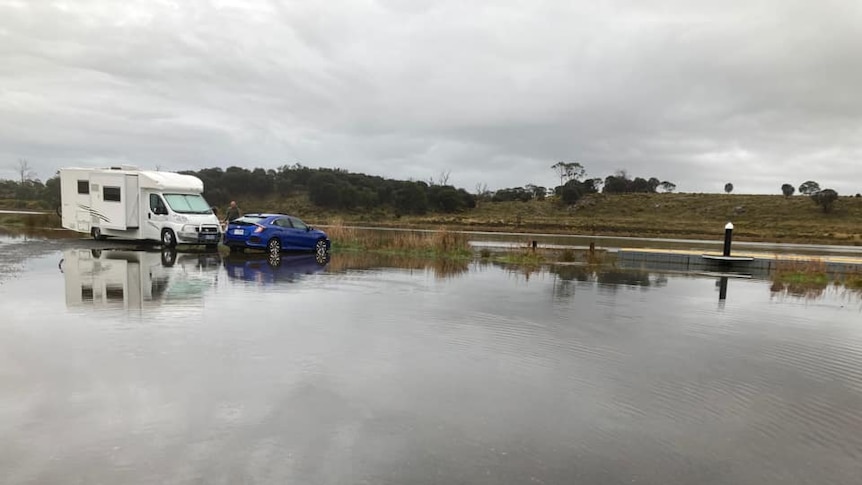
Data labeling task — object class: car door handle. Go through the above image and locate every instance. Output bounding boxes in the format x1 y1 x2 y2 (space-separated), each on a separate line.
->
148 213 151 219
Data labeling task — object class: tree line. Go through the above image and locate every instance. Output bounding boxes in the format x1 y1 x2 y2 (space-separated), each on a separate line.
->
720 179 860 213
490 162 676 205
5 159 856 215
183 164 477 215
0 163 478 215
3 160 674 213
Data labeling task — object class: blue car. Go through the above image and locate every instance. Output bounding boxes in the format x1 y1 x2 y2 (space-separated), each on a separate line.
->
223 213 331 256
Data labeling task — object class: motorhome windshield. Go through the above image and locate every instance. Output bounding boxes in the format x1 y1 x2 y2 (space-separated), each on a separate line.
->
163 194 212 214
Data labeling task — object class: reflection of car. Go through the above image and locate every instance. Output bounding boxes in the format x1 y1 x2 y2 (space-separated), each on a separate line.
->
222 213 331 256
223 252 330 285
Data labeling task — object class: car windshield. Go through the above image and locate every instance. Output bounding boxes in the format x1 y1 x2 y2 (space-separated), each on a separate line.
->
231 216 267 225
163 194 212 214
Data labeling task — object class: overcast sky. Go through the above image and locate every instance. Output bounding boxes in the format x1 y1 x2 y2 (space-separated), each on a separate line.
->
1 0 860 194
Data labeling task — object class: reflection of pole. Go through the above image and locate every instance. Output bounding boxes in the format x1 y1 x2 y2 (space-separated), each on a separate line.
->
719 276 728 301
723 222 734 256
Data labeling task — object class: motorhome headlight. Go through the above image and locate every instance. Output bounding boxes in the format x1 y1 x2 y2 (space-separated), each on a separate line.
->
181 224 197 233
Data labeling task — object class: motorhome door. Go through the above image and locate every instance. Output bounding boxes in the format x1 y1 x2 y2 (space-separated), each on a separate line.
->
90 173 139 230
145 192 169 240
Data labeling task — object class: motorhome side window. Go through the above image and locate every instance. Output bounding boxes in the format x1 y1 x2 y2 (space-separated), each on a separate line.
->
77 180 89 194
150 194 167 214
103 186 121 202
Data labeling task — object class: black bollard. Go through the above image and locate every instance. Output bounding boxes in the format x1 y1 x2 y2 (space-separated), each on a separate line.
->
718 276 728 300
723 222 734 257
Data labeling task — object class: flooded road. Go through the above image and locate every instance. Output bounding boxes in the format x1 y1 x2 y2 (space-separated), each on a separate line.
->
2 234 862 484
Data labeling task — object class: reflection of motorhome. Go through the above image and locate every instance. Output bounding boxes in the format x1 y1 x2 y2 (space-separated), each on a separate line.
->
61 249 220 310
59 166 221 248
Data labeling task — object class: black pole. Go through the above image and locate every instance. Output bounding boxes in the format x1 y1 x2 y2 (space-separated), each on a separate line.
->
723 222 734 257
719 276 728 300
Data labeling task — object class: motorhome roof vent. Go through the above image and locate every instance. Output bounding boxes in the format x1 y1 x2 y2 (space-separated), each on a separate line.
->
108 164 139 170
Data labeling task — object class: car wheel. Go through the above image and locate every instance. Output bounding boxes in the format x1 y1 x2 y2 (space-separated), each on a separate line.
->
92 227 105 241
161 228 177 248
267 238 281 257
315 238 328 256
161 247 177 267
314 250 330 265
267 253 282 268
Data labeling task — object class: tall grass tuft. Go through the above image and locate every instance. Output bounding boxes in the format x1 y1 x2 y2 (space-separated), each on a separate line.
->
840 272 862 290
770 258 830 299
324 222 470 256
772 258 829 284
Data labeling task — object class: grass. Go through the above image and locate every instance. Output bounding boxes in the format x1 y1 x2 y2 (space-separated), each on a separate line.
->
769 259 862 299
9 191 862 245
0 212 61 229
843 273 862 289
324 219 472 258
273 192 862 245
771 259 830 285
495 249 547 265
0 199 51 210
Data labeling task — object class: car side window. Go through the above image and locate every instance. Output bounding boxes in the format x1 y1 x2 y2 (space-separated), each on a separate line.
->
290 218 307 231
274 218 291 228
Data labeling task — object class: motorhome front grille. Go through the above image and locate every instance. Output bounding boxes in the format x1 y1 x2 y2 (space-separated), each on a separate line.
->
200 226 219 234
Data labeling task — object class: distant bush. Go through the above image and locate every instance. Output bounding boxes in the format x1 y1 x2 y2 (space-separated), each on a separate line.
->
603 173 663 194
799 180 821 195
811 189 839 213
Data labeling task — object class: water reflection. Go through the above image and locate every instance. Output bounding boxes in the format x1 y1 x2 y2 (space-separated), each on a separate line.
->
543 264 671 300
60 248 220 310
326 251 470 279
222 252 330 285
6 245 862 483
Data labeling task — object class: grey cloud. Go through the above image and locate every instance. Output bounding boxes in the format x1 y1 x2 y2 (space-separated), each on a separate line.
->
1 0 861 195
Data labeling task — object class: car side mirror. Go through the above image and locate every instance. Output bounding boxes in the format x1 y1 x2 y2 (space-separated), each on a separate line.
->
306 226 311 232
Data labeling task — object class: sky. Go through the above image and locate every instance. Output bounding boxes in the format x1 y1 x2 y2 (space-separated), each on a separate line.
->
1 0 861 195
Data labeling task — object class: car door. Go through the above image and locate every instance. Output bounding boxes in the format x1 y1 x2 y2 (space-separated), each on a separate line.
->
287 217 315 250
272 217 294 249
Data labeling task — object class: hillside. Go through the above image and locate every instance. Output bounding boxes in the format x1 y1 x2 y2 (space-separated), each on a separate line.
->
236 192 862 245
3 191 860 245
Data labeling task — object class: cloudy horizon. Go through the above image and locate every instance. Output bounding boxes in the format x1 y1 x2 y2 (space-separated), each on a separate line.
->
1 0 861 195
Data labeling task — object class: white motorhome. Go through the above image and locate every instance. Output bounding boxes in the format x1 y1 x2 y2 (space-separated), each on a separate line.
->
60 166 222 247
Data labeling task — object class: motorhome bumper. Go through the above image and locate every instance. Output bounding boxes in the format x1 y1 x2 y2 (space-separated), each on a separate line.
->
178 229 222 244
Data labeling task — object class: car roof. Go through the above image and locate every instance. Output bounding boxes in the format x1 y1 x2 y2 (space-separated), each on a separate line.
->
242 213 296 219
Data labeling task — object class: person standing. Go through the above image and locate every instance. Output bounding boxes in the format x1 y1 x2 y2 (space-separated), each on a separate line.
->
223 200 242 227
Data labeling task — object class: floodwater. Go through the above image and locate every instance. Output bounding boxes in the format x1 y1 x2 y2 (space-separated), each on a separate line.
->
1 233 862 484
